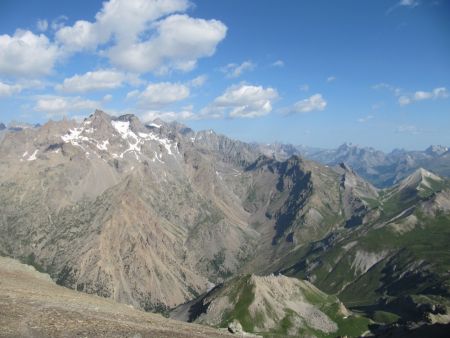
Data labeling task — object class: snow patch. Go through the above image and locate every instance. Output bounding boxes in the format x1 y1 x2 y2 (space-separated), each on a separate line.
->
96 140 109 151
27 150 38 161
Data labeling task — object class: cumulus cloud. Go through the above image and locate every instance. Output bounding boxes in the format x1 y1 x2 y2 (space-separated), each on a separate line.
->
34 95 99 117
300 84 309 92
102 94 113 102
357 115 374 123
372 83 402 96
0 30 59 78
398 95 411 106
399 87 448 106
56 20 101 52
0 81 22 97
142 109 196 122
126 89 140 100
209 84 278 118
326 76 336 83
55 0 226 74
395 124 421 134
281 94 327 114
399 0 419 7
51 15 68 31
108 14 227 74
221 60 256 78
55 69 140 93
387 0 419 14
137 82 190 108
189 74 208 87
271 60 284 67
36 19 48 32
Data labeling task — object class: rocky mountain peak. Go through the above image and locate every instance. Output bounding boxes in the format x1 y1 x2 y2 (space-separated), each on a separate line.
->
398 167 442 192
425 145 448 157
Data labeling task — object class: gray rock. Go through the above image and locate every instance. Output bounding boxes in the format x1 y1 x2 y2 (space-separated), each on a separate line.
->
228 319 243 334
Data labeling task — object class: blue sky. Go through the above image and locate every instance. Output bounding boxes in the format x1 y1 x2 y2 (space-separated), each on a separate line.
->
0 0 449 151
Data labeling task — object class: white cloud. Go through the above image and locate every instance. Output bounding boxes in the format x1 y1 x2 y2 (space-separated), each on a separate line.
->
55 0 226 74
398 95 412 106
51 16 68 31
137 82 190 108
55 69 139 93
326 76 336 83
108 14 227 74
126 89 140 100
211 84 278 118
433 87 449 98
271 60 284 67
34 95 99 117
221 60 256 78
36 19 48 32
56 20 101 52
0 81 22 97
282 94 327 114
103 94 113 102
396 124 421 134
414 91 433 101
189 74 208 87
387 0 419 14
399 87 448 105
372 83 402 96
357 115 374 123
399 0 419 7
0 30 59 78
300 84 309 92
96 0 190 43
142 109 196 122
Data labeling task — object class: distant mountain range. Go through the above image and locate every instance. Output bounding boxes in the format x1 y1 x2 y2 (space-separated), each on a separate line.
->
254 142 450 188
1 111 449 337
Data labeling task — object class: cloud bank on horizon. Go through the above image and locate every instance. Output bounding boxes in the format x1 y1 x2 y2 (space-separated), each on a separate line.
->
0 0 448 150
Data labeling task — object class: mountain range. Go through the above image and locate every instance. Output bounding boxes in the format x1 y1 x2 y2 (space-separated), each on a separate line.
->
258 142 450 188
1 110 449 337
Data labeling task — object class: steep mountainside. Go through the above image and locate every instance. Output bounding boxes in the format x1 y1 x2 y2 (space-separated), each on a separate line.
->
0 110 373 313
280 168 450 323
0 110 258 311
171 274 370 337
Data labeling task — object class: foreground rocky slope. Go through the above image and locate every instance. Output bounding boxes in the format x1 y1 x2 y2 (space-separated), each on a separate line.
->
0 256 233 338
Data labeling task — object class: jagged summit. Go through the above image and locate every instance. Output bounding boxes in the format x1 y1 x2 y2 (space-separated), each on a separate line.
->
397 167 442 192
425 145 448 157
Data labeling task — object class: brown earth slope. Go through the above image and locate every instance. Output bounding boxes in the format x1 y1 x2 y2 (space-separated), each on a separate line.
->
0 256 233 338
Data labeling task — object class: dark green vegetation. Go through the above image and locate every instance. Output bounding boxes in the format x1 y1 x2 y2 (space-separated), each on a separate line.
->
278 169 450 331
